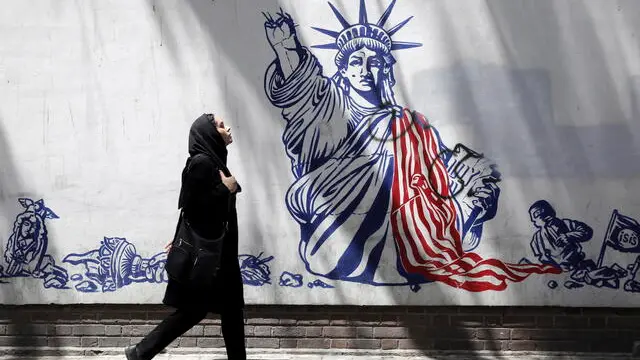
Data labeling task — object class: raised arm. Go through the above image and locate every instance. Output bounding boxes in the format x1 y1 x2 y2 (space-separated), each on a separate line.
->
263 10 349 178
264 10 303 80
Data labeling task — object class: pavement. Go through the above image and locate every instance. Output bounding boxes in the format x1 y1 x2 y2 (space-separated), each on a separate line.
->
0 348 636 360
0 357 633 360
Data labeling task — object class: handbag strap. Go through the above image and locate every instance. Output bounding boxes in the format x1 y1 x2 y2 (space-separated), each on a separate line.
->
171 210 184 245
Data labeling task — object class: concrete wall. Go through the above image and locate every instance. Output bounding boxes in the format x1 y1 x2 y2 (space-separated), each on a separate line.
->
1 0 640 306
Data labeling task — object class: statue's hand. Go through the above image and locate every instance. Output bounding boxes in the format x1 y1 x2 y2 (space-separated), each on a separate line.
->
264 9 299 51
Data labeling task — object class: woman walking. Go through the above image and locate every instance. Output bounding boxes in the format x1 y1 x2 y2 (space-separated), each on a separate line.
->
125 113 246 360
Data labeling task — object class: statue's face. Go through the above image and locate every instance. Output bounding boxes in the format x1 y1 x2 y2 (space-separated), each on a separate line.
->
340 47 386 93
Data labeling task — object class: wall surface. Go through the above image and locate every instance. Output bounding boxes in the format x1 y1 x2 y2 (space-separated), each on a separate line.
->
1 0 640 306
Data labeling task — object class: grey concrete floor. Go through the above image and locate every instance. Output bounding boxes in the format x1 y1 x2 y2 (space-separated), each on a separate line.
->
0 347 635 360
0 353 634 360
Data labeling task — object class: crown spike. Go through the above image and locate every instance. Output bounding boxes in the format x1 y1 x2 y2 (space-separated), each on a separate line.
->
387 16 414 37
312 26 340 38
391 41 422 50
359 0 368 24
312 43 340 49
377 0 397 27
327 1 351 29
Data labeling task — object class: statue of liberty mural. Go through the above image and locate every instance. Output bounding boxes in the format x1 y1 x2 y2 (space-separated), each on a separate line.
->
263 0 560 291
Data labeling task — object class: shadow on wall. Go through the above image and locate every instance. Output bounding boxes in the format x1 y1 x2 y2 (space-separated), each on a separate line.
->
139 0 639 356
146 0 508 356
413 63 640 179
0 118 62 356
485 0 640 179
143 0 518 355
0 120 22 232
143 0 308 306
0 0 636 356
0 119 23 287
407 0 640 354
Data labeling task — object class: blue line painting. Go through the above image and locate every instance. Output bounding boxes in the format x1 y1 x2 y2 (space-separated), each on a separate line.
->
63 237 168 293
239 252 274 286
564 280 584 289
624 256 640 293
0 198 69 289
526 202 640 293
568 209 640 292
528 200 593 272
308 279 334 289
261 0 561 291
279 271 304 288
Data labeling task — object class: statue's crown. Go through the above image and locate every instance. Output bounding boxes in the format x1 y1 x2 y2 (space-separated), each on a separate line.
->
312 0 422 53
336 24 392 51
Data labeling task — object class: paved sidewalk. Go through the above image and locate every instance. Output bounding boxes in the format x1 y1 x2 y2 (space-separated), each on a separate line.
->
0 348 635 360
0 357 634 360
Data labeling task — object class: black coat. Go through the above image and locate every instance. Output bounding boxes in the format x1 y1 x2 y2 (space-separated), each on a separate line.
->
163 154 244 313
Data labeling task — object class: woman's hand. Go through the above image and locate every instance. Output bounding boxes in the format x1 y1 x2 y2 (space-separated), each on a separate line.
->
220 170 238 193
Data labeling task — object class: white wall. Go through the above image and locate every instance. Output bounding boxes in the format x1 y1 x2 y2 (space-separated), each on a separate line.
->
1 0 639 306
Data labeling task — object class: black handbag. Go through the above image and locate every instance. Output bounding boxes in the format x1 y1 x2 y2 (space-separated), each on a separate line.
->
165 211 226 288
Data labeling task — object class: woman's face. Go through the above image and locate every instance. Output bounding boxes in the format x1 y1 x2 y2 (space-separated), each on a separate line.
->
213 116 233 145
340 47 386 93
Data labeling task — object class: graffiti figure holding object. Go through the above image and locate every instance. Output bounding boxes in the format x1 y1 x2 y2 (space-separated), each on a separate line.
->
528 200 593 271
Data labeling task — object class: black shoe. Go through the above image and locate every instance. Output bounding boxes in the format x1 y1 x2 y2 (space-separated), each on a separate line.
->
125 345 140 360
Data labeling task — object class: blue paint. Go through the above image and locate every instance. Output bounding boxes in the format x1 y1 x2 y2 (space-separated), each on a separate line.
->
63 237 168 293
239 252 274 286
279 271 303 288
624 256 640 293
263 0 502 287
573 211 640 292
564 280 583 289
596 210 640 267
308 279 334 289
518 258 534 265
547 280 558 289
528 202 640 294
75 281 98 293
0 198 69 289
528 200 593 272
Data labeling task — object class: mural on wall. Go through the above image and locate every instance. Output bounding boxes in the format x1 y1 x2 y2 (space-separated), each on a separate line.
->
525 200 593 271
279 271 304 288
308 279 335 289
0 199 283 293
262 0 560 291
0 198 69 289
520 201 640 293
63 237 169 293
239 252 275 286
2 0 639 308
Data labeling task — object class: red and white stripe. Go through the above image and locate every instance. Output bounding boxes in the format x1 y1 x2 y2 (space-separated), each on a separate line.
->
390 109 560 292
